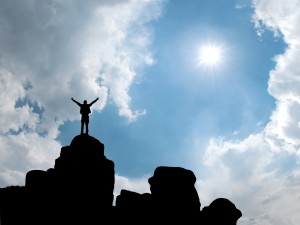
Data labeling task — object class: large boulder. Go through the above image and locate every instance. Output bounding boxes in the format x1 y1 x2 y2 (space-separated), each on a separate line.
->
148 166 201 213
201 198 242 225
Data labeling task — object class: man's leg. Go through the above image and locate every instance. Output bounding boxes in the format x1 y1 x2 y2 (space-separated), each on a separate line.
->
81 121 84 134
86 117 89 135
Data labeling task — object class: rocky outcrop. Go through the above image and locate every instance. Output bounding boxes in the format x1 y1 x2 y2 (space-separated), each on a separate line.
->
200 198 242 225
115 166 202 224
148 166 201 213
115 166 242 224
1 134 115 225
0 134 242 225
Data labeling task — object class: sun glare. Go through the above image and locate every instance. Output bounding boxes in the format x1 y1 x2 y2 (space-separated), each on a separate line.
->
197 44 224 68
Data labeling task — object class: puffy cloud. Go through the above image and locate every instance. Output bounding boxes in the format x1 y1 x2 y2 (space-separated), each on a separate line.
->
252 0 300 154
0 133 60 186
0 0 164 186
200 134 300 225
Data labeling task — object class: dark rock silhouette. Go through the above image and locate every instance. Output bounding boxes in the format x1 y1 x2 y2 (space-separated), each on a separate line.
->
0 134 242 225
115 166 202 224
148 165 201 213
200 198 242 225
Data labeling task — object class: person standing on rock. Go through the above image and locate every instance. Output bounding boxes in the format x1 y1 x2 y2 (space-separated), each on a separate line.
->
71 97 99 135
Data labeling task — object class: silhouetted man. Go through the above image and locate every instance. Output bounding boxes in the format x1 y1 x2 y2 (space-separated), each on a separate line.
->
71 97 99 135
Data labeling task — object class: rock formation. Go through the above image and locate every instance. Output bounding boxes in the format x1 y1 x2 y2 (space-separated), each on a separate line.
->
0 134 242 225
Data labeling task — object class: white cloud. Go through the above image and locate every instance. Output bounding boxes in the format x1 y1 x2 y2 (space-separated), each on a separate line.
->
252 0 300 43
198 134 300 225
0 69 34 134
0 133 60 186
252 0 300 154
0 0 164 186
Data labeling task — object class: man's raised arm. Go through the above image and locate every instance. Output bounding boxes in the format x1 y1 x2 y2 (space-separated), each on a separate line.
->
89 97 99 106
71 97 81 106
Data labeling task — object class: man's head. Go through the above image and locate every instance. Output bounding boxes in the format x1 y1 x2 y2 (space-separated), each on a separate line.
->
83 100 87 104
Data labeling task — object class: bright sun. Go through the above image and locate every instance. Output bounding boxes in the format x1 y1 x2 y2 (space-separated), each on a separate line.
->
197 44 224 68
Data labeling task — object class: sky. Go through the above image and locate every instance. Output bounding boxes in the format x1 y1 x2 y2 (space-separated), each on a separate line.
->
0 0 299 224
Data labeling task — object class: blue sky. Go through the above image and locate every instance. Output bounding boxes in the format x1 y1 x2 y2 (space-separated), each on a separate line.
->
0 0 300 224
